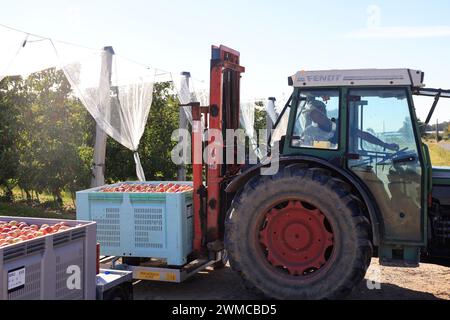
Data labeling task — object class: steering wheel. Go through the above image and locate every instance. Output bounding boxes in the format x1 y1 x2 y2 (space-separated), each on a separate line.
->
376 147 409 166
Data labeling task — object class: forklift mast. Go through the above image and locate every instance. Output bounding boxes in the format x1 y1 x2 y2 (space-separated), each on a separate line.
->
191 45 245 254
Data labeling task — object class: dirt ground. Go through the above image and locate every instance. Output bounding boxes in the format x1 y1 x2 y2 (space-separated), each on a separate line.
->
132 258 450 300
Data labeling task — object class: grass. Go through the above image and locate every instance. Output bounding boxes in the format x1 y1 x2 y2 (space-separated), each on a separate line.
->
424 140 450 167
0 188 76 220
0 201 75 220
11 187 75 208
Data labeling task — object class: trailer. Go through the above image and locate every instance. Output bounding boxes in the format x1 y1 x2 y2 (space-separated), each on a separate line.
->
0 216 133 300
98 251 225 284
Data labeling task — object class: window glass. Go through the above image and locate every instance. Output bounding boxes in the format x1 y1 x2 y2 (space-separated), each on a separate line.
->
348 89 418 154
291 90 339 150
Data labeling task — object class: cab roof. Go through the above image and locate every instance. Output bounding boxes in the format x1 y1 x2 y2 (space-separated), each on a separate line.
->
289 69 424 88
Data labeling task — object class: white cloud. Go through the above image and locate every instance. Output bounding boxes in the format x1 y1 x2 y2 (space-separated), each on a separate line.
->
346 26 450 39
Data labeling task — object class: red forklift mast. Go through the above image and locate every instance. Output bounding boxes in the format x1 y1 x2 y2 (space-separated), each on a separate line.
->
191 45 245 254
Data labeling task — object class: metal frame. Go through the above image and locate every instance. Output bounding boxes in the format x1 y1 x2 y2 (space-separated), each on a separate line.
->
99 251 223 283
187 45 246 255
206 45 245 245
412 88 450 125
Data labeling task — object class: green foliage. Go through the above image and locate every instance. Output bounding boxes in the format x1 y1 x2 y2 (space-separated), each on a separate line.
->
0 69 94 205
444 124 450 140
254 103 267 132
0 77 21 201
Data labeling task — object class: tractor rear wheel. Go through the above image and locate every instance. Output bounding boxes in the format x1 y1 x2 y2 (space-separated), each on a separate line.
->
225 164 372 299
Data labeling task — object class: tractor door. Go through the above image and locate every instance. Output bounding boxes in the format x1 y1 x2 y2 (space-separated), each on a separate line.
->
347 88 425 243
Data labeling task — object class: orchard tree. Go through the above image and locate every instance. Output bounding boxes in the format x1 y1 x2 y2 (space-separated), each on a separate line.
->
0 77 22 201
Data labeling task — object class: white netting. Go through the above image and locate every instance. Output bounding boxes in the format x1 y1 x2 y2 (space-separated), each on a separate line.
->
266 99 278 124
171 73 209 125
0 26 29 81
240 101 263 159
190 78 209 106
0 24 273 180
174 73 193 124
56 45 156 181
274 95 288 115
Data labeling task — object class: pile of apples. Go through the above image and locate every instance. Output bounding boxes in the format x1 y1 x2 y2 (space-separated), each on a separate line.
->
100 182 193 193
0 220 72 247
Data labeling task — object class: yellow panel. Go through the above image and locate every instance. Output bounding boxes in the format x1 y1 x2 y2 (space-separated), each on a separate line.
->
313 141 331 149
164 272 177 281
137 271 160 280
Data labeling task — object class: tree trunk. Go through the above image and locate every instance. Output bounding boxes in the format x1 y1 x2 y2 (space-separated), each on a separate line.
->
55 191 63 207
25 189 32 202
71 191 76 208
4 186 14 203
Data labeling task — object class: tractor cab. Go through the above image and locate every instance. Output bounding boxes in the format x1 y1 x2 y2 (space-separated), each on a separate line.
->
269 69 450 262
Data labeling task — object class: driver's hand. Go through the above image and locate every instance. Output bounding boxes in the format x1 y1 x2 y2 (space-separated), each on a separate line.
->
385 143 400 151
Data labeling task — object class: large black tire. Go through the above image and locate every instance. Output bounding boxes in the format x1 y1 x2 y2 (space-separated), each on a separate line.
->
225 163 372 300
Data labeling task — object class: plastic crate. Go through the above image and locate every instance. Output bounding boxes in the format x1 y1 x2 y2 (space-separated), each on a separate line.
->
0 216 96 300
76 181 193 266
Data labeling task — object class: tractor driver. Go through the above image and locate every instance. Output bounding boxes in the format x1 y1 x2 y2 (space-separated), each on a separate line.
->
299 99 400 151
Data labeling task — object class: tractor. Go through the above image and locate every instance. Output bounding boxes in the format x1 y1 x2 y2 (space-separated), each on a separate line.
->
186 45 450 299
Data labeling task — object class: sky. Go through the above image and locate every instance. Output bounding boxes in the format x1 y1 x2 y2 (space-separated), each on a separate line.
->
1 0 450 122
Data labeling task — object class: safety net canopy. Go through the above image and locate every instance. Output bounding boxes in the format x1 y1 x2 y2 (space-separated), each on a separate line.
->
0 25 157 181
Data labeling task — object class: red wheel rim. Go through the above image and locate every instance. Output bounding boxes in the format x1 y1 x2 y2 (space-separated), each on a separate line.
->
259 200 334 276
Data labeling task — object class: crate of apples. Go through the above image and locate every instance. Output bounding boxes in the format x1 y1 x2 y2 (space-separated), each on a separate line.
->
0 220 73 247
100 182 193 193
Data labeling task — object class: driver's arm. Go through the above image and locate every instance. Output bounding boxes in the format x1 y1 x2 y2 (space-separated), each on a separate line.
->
356 129 399 151
308 109 333 132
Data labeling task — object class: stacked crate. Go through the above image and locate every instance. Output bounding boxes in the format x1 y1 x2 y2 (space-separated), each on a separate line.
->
0 217 96 300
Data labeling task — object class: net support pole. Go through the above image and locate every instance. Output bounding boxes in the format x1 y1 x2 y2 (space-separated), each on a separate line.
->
178 71 190 181
91 46 114 187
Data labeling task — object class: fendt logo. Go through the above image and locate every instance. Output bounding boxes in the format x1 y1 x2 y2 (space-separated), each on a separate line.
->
297 74 342 83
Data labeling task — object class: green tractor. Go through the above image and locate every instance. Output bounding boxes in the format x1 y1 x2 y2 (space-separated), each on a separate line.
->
224 68 450 299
